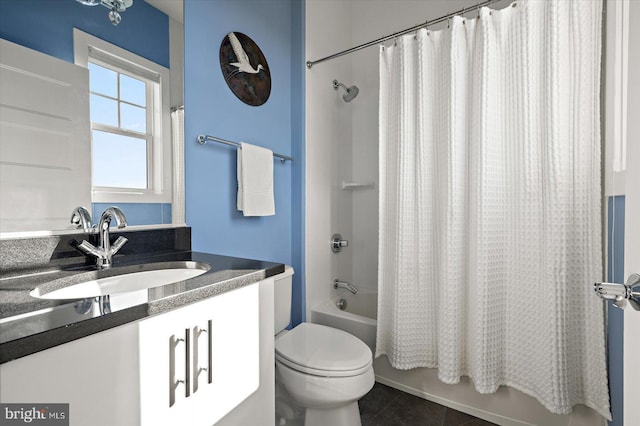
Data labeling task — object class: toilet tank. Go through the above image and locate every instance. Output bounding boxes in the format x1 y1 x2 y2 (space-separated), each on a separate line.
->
273 265 294 334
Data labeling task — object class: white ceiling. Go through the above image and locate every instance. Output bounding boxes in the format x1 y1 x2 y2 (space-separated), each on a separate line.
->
145 0 183 23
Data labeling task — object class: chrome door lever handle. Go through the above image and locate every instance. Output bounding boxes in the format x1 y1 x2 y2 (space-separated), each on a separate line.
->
594 273 640 310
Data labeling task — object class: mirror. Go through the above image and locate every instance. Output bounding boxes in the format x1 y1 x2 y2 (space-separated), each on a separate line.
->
0 0 184 236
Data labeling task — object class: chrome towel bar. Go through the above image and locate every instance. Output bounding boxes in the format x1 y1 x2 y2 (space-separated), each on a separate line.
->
197 134 293 163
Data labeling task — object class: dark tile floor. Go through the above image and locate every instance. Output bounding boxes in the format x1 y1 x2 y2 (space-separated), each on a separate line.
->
360 382 497 426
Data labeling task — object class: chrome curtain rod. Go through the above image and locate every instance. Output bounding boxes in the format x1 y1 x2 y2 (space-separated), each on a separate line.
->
306 0 501 69
196 135 294 163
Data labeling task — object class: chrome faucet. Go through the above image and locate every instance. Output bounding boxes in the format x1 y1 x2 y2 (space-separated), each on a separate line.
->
334 279 358 294
70 206 93 233
78 207 128 269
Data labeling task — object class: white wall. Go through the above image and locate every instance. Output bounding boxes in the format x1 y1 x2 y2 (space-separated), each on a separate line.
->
305 0 353 319
306 0 606 425
623 1 640 424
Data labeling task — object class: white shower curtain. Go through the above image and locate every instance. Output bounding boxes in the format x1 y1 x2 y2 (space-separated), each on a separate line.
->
376 0 610 419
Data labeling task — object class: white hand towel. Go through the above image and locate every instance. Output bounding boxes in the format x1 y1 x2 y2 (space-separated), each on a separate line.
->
237 142 275 216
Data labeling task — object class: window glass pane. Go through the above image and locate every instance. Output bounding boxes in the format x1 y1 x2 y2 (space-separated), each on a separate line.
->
120 103 146 133
120 74 146 107
92 130 147 189
89 63 117 98
90 94 118 127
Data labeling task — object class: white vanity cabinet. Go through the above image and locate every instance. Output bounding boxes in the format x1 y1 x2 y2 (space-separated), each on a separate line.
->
0 313 141 425
139 282 260 426
0 282 261 426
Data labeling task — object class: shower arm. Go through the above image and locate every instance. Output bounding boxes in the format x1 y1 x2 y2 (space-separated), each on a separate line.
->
333 80 347 91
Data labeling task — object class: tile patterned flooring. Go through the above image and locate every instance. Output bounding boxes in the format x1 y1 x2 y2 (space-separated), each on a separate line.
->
360 382 497 426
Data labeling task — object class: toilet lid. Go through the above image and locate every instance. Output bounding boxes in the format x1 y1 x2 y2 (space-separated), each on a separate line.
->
275 323 372 377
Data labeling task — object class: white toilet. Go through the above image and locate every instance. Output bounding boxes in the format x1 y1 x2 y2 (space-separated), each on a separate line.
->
273 266 375 426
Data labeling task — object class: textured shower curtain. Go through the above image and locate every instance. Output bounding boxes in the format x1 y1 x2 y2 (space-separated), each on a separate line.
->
376 0 610 419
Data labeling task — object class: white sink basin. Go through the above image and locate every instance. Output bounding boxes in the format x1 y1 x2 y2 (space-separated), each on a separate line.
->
30 261 211 300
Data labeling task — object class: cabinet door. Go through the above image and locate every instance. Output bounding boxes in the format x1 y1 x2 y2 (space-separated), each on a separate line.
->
0 321 140 426
139 283 260 426
190 283 260 426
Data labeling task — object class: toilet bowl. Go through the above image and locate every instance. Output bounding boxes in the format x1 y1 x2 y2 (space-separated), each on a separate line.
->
273 268 375 426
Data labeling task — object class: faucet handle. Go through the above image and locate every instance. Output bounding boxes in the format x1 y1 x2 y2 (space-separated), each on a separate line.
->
109 236 128 257
77 240 105 259
331 233 349 253
71 207 93 233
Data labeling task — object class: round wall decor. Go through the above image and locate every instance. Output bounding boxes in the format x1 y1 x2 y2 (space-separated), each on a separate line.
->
219 32 271 106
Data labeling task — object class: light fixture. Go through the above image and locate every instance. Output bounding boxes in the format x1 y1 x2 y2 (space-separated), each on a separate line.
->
76 0 133 26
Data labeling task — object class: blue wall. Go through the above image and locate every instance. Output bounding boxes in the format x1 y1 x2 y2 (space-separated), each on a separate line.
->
0 0 171 228
184 0 305 324
289 0 306 325
92 203 171 226
607 196 625 426
0 0 169 67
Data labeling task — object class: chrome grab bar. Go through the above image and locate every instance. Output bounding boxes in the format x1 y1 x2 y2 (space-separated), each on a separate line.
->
594 273 640 310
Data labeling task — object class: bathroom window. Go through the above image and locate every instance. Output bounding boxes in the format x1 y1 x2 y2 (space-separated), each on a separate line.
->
74 29 172 204
89 61 150 189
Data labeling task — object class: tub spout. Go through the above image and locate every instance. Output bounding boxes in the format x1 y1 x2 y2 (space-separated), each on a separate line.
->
334 279 358 294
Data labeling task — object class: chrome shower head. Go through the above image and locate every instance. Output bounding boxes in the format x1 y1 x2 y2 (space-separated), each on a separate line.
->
333 79 359 102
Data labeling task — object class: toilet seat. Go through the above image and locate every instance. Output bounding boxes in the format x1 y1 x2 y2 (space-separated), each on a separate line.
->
275 323 372 377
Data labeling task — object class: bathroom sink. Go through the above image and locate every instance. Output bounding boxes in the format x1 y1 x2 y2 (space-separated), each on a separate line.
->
30 261 211 300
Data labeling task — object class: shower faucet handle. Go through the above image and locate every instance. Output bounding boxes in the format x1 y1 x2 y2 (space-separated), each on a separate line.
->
594 273 640 311
331 233 349 253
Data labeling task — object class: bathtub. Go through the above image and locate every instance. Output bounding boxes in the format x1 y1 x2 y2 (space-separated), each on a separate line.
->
311 289 377 353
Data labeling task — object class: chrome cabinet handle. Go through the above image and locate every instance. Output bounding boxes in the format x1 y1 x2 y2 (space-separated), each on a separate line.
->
192 320 212 393
169 322 212 406
208 319 213 384
169 329 190 407
184 328 190 398
169 335 178 407
594 273 640 310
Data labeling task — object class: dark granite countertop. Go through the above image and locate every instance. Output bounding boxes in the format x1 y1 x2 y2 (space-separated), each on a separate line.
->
0 249 283 364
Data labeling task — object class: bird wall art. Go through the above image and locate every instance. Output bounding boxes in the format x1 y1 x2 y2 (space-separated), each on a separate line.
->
219 32 271 106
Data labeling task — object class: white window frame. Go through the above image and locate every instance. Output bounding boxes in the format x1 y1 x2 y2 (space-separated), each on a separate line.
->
73 28 172 203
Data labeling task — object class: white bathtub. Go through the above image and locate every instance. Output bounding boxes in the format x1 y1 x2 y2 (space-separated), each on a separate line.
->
311 289 377 353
